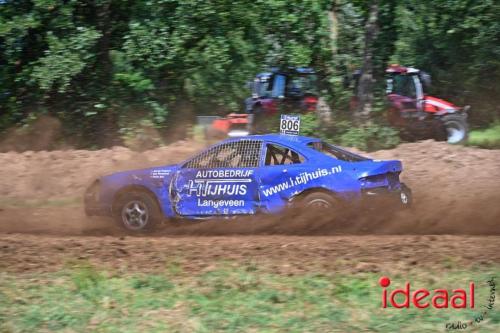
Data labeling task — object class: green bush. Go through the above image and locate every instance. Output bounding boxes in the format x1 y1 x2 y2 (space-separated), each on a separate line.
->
277 111 402 152
468 123 500 149
298 113 320 137
338 123 400 151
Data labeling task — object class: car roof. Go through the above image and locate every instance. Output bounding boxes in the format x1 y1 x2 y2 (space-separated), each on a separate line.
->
223 134 320 146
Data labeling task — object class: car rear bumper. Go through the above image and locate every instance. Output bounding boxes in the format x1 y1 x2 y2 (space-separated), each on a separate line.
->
360 183 412 208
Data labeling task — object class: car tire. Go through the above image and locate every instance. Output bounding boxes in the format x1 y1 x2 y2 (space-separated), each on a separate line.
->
399 129 416 142
299 191 339 211
114 191 162 232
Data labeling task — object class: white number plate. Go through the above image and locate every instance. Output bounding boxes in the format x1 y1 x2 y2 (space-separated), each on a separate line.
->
280 115 300 135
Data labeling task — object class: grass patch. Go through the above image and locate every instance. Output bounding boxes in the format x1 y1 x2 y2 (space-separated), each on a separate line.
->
468 123 500 149
0 264 498 332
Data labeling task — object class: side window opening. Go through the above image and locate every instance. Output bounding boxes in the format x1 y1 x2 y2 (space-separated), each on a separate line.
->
309 141 338 160
308 141 368 162
265 144 304 166
184 140 262 169
271 74 286 98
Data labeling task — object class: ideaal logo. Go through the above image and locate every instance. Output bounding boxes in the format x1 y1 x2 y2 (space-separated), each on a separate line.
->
379 276 475 309
379 276 496 330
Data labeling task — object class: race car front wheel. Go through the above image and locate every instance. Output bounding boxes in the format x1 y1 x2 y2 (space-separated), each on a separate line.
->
114 191 161 232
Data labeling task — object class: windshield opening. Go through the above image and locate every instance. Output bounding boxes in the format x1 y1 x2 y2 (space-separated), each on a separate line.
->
286 74 317 97
388 74 417 98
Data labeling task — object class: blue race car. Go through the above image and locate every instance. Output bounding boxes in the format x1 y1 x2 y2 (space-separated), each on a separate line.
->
85 134 412 231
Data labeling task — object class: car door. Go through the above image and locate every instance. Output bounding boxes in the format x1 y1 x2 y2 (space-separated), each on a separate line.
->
171 140 263 216
255 142 308 213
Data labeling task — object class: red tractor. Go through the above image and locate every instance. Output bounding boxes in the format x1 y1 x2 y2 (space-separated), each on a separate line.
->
198 67 318 138
197 113 253 139
201 65 469 144
384 65 469 144
244 67 319 132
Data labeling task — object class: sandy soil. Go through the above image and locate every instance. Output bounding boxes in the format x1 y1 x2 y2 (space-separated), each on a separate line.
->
1 234 499 274
1 139 499 235
0 139 499 273
0 140 204 200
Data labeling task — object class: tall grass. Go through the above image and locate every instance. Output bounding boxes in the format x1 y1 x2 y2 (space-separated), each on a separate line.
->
0 263 498 332
468 123 500 149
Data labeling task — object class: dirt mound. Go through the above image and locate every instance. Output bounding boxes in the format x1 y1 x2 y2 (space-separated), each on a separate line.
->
0 140 204 201
0 115 63 152
0 139 499 235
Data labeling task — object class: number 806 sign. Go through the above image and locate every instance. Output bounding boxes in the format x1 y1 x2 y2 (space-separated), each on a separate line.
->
280 114 300 135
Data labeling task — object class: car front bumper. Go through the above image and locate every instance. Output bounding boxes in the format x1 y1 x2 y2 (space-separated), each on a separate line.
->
84 180 111 217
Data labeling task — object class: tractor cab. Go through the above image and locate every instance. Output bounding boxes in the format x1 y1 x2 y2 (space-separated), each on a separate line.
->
245 67 318 115
385 64 465 116
385 65 431 113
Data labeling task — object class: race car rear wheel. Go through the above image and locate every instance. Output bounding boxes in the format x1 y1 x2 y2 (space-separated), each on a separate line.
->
114 191 161 232
300 192 338 211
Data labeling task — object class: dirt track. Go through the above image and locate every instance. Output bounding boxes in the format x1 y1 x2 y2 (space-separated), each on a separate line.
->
0 140 499 273
1 234 499 273
1 139 499 236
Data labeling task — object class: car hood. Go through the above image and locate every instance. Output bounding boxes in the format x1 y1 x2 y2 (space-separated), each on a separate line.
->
101 164 180 184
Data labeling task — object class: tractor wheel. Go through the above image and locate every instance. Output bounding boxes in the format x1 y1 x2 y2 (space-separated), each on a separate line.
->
440 114 468 144
399 129 417 142
114 191 162 232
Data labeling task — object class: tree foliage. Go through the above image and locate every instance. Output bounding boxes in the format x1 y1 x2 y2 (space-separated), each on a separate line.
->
391 0 500 125
0 0 498 147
